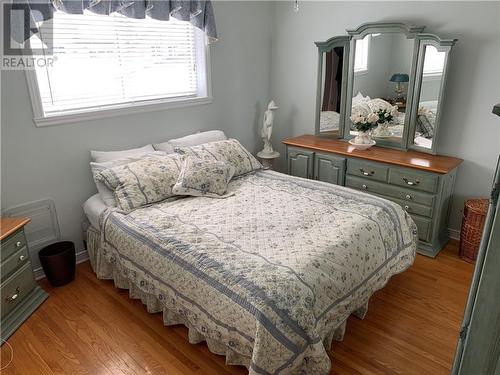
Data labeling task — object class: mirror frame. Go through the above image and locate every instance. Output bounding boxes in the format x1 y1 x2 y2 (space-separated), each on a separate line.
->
343 22 425 150
407 34 457 154
314 36 351 138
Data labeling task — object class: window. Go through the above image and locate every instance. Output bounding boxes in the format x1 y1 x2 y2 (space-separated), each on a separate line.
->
28 11 210 125
354 35 370 73
423 45 446 77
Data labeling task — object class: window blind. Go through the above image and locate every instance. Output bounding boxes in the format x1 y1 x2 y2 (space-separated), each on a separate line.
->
31 11 202 116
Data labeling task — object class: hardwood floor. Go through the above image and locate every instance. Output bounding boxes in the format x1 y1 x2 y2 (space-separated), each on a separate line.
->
1 241 474 374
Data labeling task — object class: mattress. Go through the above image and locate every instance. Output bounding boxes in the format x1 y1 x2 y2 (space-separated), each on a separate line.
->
90 170 417 374
83 194 107 229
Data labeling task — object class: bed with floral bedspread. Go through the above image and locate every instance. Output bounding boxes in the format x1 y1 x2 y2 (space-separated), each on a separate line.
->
89 169 417 374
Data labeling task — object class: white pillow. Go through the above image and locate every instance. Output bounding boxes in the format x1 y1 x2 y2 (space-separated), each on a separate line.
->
90 144 154 163
352 92 371 106
153 130 227 152
90 151 167 207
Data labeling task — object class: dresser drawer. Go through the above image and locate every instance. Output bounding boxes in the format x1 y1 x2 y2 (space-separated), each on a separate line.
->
1 230 27 262
411 215 431 242
391 197 433 218
347 159 388 183
1 247 30 282
1 263 36 318
346 176 433 218
388 168 439 193
345 176 435 207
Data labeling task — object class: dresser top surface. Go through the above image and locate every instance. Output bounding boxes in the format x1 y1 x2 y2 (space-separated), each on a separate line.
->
0 217 30 241
283 135 463 174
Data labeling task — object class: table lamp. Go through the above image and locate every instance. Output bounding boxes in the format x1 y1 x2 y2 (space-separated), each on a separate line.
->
390 73 409 100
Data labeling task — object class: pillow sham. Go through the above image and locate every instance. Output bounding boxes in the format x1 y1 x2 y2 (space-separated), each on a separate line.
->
174 139 262 177
96 153 183 212
153 130 227 152
90 144 154 163
172 157 235 198
90 151 167 207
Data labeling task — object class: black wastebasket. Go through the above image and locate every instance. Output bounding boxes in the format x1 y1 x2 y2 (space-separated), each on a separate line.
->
39 241 76 287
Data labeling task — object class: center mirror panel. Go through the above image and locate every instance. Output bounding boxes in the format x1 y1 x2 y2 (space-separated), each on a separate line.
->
348 32 415 147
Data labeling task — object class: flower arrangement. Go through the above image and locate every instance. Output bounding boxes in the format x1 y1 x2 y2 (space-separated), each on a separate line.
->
376 105 399 125
349 112 379 133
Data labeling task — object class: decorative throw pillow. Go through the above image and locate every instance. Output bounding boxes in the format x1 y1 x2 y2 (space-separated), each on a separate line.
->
174 139 262 177
172 157 235 198
90 151 167 207
96 153 183 212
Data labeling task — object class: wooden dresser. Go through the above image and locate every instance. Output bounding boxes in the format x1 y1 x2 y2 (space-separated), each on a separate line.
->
1 218 48 342
283 135 463 257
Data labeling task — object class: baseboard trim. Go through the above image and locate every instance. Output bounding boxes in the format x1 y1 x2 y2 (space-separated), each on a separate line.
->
34 250 89 280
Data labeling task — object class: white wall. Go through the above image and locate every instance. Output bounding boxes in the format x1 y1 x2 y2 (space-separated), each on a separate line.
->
271 1 500 231
1 1 273 262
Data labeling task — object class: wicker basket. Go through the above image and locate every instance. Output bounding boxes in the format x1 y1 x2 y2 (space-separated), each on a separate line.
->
459 198 489 263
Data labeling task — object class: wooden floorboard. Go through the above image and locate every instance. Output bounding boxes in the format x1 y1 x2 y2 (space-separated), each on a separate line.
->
1 240 474 374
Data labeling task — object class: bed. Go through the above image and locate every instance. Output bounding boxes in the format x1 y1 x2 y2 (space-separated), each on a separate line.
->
85 168 417 374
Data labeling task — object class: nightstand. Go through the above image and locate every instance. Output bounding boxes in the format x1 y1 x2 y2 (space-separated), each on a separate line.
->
1 217 48 342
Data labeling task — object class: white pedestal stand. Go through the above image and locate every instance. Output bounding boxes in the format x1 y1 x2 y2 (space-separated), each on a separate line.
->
257 151 280 170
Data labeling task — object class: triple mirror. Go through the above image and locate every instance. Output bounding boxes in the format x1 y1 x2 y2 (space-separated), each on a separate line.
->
315 22 456 154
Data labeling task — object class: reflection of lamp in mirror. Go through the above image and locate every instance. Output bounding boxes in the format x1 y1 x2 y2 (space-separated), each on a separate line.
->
390 73 409 103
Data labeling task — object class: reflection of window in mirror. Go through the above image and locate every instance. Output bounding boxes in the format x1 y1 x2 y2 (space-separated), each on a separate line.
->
415 45 446 149
423 46 446 77
354 35 370 73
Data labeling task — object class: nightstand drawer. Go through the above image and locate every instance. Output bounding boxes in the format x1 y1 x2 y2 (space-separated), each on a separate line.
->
1 263 36 318
388 168 439 193
1 230 27 262
1 247 29 282
347 159 388 183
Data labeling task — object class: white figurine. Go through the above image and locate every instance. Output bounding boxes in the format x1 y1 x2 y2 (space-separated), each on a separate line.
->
257 100 279 159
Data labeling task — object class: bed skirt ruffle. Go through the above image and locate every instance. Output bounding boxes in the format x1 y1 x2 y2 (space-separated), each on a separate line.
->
86 226 383 372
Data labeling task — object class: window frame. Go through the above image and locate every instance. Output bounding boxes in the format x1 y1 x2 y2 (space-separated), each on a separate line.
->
353 34 370 75
24 18 212 127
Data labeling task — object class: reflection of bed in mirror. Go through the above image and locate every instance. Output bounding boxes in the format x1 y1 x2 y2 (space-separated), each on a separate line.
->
320 110 341 132
349 92 405 141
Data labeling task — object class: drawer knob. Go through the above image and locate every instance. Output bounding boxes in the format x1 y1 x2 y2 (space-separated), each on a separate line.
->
360 168 375 176
362 184 368 190
5 287 20 303
15 241 22 248
19 254 26 262
404 205 410 211
405 194 412 200
403 178 420 186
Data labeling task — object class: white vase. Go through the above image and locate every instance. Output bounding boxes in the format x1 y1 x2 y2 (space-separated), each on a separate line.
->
374 122 391 137
354 130 372 144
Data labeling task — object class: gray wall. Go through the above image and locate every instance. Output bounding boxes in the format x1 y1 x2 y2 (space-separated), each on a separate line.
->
271 1 500 232
1 1 273 263
2 1 499 262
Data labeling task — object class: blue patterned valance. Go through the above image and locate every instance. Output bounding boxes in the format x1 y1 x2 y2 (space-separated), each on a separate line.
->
11 0 217 43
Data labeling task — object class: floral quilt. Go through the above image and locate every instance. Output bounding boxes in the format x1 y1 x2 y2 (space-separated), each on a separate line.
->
99 170 417 374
